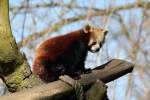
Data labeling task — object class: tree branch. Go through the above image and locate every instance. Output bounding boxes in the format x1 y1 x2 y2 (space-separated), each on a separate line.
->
10 1 150 13
0 59 134 100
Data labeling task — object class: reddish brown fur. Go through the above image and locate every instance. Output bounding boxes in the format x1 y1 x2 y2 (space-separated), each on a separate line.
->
33 29 91 82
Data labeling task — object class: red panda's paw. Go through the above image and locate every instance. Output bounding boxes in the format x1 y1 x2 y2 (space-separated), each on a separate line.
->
68 72 81 80
51 65 66 75
82 68 91 74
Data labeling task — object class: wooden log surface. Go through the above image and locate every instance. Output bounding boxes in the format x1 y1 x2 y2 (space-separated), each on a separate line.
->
0 59 134 100
79 59 134 87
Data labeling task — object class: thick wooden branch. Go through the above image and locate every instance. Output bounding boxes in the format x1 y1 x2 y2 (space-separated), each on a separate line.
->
79 59 134 87
0 59 134 100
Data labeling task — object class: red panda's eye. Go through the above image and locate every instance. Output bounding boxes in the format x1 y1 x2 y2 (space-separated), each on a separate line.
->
92 42 96 45
104 30 108 35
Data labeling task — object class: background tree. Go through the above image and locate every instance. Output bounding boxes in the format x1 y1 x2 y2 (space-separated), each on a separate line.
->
0 0 43 93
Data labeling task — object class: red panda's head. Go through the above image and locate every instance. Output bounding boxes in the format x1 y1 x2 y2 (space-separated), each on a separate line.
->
83 24 108 53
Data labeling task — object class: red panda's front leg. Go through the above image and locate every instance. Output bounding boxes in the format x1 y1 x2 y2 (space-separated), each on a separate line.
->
44 63 66 82
74 49 92 74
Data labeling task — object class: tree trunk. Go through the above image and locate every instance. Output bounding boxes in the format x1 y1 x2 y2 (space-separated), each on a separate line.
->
0 0 43 92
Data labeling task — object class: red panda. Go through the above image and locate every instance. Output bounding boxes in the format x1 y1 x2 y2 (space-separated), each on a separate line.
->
32 24 108 82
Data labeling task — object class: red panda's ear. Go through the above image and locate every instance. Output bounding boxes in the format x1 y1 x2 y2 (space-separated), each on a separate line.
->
103 29 108 36
83 24 92 33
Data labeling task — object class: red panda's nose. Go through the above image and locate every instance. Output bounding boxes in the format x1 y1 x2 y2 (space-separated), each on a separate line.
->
95 48 100 52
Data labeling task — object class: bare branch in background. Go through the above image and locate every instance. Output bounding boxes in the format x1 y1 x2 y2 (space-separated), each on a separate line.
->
16 1 150 47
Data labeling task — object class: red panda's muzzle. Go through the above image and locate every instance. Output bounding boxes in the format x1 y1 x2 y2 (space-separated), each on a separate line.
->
88 44 100 53
88 41 105 53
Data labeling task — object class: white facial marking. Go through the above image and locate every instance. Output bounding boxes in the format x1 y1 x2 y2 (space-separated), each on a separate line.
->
88 38 94 46
91 44 99 52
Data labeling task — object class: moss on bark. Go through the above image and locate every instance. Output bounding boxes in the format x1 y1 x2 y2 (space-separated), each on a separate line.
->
0 0 43 92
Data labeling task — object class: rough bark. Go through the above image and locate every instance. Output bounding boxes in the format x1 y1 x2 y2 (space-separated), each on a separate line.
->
0 81 73 100
79 59 134 87
0 0 43 92
0 59 134 100
85 80 108 100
